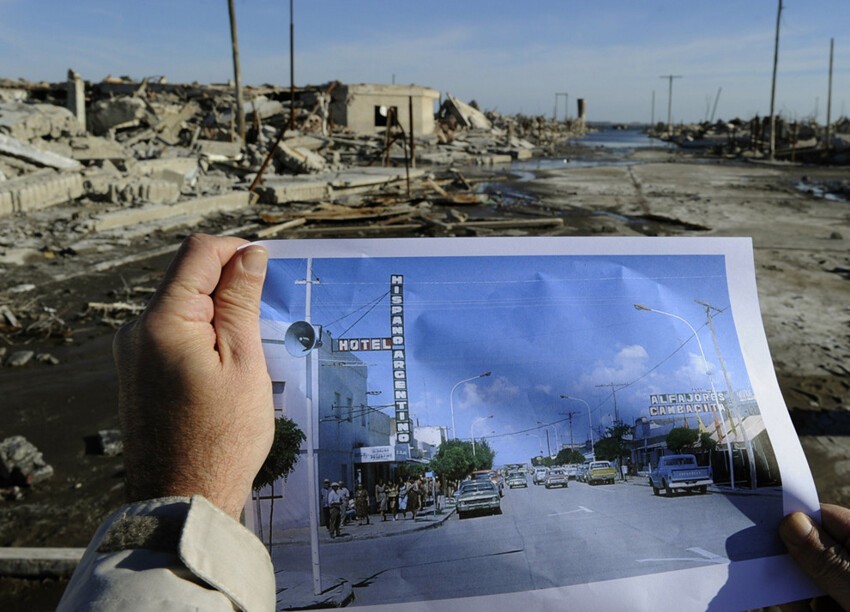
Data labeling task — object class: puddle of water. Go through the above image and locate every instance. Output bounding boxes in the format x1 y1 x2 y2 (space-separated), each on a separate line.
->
795 181 848 202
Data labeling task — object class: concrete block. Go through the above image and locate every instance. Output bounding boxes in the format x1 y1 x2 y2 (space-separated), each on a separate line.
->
196 139 242 161
135 157 199 178
87 96 149 136
0 133 82 171
276 142 326 174
0 169 84 217
0 548 84 578
91 192 250 231
0 101 82 140
254 178 331 204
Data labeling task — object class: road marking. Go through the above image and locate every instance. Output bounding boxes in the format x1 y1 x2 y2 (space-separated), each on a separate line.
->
547 506 593 517
637 547 729 565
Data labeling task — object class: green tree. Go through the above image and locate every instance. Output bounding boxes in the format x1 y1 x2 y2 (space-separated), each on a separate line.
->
593 423 632 463
666 427 700 453
430 439 475 483
699 432 717 451
471 438 496 471
252 416 306 490
555 448 586 465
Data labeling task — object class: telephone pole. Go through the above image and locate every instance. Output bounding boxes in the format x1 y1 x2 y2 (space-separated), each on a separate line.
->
227 0 245 144
595 383 625 425
826 38 835 150
769 0 783 160
561 410 579 453
696 300 757 489
659 75 682 136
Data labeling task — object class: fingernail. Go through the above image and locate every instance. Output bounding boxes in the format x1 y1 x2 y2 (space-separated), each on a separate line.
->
780 512 814 547
242 246 268 277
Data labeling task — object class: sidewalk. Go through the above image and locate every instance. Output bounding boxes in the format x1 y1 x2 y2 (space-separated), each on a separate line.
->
273 502 455 609
273 501 455 547
627 475 783 498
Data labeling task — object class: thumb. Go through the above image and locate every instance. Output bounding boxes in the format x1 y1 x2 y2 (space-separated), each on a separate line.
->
212 245 269 365
780 512 850 608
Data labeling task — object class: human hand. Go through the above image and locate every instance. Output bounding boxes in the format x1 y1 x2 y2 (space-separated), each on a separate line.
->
779 503 850 610
114 234 273 520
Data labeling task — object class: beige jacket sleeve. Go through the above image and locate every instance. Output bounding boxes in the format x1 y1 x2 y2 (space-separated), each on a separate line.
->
57 495 275 612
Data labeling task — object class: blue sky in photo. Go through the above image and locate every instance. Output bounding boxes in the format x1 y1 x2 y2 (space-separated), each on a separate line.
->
262 253 753 464
2 1 847 122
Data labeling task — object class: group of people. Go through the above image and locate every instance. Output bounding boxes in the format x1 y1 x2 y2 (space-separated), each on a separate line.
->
55 235 850 610
374 476 427 521
321 475 428 536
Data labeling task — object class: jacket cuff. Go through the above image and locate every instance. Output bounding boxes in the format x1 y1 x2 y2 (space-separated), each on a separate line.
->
179 495 275 612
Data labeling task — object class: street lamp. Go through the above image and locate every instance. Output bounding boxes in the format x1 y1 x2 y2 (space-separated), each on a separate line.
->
471 415 494 458
449 371 492 439
634 303 735 489
560 394 594 459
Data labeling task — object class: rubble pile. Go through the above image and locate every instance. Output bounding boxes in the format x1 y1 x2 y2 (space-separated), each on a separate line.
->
0 75 587 274
652 115 850 163
0 435 54 491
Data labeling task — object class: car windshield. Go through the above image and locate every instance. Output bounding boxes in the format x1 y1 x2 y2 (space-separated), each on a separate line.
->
460 482 496 494
590 462 608 469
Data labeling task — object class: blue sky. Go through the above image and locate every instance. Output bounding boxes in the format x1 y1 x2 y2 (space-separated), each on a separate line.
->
2 1 847 122
262 253 753 465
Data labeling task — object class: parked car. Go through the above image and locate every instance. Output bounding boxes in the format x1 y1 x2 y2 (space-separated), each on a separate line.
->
648 454 713 496
456 481 501 518
532 467 549 485
586 461 617 485
472 469 504 496
544 468 569 489
576 462 590 482
506 471 527 488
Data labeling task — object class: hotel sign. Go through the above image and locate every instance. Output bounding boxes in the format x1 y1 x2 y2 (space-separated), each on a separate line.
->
334 275 412 445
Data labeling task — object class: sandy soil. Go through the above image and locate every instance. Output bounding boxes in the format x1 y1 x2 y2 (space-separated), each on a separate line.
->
1 146 848 609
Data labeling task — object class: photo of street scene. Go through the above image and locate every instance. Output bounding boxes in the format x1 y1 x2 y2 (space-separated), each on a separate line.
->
252 237 817 610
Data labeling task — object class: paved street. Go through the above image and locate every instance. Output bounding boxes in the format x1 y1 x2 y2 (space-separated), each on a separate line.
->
272 477 784 607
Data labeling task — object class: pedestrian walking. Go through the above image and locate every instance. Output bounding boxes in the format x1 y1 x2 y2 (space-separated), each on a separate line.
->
375 479 388 521
407 477 421 520
387 479 399 520
338 481 351 525
327 482 343 538
320 478 330 528
397 478 408 519
355 483 371 525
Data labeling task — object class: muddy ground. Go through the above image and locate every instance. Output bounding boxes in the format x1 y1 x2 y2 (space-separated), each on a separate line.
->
1 145 849 609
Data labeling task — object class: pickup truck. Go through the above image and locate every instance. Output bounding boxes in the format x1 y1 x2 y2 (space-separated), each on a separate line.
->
585 461 617 485
648 454 713 496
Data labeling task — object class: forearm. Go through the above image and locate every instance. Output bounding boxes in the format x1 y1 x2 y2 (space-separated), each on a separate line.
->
58 496 274 612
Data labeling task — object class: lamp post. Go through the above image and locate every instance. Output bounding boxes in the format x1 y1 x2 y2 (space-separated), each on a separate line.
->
449 371 492 440
634 304 735 489
471 415 494 458
560 394 594 459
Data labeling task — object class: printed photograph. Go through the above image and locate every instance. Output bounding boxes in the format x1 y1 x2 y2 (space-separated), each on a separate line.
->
251 237 811 610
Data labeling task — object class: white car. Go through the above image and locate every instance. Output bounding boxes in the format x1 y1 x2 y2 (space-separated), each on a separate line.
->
532 467 549 485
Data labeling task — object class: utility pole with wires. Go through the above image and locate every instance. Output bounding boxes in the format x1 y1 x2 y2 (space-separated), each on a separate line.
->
595 382 625 425
696 300 758 488
826 38 835 150
659 75 682 137
560 410 579 453
227 0 245 144
769 0 783 160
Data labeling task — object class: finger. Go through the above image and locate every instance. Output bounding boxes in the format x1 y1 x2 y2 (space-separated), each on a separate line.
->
780 512 850 609
821 504 850 548
151 234 249 316
211 244 269 365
